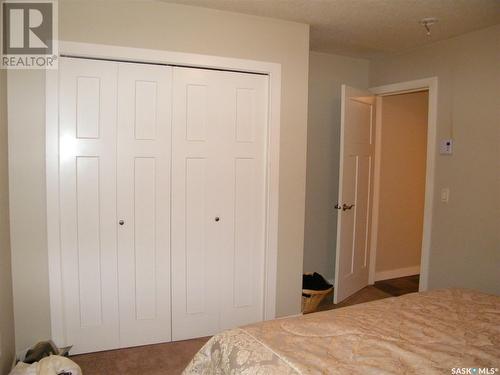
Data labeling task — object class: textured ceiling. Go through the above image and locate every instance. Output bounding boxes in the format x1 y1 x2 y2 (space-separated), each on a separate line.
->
161 0 500 57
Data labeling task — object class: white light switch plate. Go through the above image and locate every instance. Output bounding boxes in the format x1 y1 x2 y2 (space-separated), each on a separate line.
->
440 139 453 155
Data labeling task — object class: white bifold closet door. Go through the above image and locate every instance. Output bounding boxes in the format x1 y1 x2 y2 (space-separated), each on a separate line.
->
58 57 269 352
171 67 269 340
59 57 172 353
59 57 121 354
116 63 172 347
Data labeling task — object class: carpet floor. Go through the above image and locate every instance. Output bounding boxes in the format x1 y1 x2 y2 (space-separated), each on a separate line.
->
317 274 419 311
71 275 419 374
71 337 210 375
373 274 420 296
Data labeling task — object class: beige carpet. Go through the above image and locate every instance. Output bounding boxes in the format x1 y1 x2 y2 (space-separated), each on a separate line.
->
71 337 210 375
317 275 419 312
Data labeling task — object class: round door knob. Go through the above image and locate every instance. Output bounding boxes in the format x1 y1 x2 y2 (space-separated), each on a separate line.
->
119 220 125 225
214 217 220 222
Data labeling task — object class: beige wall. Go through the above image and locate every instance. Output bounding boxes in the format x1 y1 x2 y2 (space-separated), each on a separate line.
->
8 0 309 350
376 91 428 273
304 51 369 280
0 71 16 374
370 25 500 293
7 70 50 352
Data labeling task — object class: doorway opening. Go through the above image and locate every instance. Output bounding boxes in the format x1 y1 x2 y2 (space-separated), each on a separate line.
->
370 90 429 296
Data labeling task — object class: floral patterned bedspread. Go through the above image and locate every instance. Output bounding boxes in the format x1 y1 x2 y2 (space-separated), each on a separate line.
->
183 288 500 374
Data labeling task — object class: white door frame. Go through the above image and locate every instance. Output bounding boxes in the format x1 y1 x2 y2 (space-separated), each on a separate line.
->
46 41 281 346
368 77 438 291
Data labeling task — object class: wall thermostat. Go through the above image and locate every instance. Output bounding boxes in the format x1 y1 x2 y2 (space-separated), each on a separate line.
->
439 139 453 155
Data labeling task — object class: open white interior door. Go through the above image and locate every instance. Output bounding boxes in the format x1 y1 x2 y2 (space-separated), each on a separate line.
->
334 85 375 304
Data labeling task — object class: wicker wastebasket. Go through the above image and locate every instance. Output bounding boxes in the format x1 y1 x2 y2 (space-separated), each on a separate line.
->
302 287 333 314
302 272 333 314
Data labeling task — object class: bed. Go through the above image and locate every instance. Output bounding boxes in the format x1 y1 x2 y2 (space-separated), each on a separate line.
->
183 288 500 374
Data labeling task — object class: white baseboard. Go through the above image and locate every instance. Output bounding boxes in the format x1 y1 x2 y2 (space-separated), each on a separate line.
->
374 265 420 282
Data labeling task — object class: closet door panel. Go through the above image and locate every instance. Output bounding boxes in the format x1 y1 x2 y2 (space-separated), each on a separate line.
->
232 158 257 308
185 158 208 315
75 156 103 327
171 68 221 341
133 157 157 320
117 63 172 347
59 57 120 354
218 73 268 330
172 68 269 339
